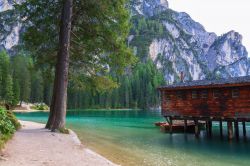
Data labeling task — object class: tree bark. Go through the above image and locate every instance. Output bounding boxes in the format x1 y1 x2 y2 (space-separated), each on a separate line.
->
46 0 73 130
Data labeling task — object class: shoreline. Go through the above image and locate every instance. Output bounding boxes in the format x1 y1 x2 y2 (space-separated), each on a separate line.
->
66 128 118 166
13 108 142 113
12 109 49 113
0 120 118 166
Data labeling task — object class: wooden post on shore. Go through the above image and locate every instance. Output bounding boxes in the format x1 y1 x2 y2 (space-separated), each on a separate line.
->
227 121 233 140
169 117 173 134
234 121 239 140
219 120 223 138
194 119 200 138
242 121 247 138
184 119 187 133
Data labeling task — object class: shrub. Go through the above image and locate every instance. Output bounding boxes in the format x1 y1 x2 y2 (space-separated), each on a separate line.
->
6 111 21 130
31 103 49 111
0 107 20 149
0 108 16 135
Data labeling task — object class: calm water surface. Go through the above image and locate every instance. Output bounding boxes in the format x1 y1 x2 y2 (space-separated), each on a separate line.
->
16 110 250 166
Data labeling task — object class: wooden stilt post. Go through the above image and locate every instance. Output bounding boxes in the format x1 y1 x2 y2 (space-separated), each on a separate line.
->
184 119 187 133
219 120 223 138
169 117 173 134
208 121 212 137
234 120 239 140
205 121 209 136
227 121 233 140
194 119 199 138
242 121 247 138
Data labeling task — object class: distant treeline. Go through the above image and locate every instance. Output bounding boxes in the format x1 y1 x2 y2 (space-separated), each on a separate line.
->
68 60 165 109
0 51 52 107
0 51 164 109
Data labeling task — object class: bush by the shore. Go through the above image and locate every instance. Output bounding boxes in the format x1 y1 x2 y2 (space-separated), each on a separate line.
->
0 107 20 149
31 103 49 111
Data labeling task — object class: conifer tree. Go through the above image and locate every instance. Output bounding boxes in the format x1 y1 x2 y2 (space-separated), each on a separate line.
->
12 77 20 106
5 75 14 106
10 0 135 130
0 51 12 103
12 55 31 104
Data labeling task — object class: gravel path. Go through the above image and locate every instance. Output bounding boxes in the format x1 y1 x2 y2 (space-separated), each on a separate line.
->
0 121 117 166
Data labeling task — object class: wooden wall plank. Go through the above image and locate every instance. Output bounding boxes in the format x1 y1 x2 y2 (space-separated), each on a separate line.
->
160 86 250 118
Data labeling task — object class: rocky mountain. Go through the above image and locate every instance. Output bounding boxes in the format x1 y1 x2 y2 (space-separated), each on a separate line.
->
1 0 249 83
130 0 169 16
0 0 13 11
0 0 21 51
129 0 249 82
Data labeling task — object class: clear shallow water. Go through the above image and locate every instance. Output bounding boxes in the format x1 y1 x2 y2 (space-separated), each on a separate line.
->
16 110 250 166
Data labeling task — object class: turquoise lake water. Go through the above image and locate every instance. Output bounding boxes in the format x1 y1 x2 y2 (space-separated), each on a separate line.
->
16 110 250 166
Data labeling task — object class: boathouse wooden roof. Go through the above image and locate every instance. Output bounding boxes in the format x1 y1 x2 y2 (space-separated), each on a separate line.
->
158 76 250 90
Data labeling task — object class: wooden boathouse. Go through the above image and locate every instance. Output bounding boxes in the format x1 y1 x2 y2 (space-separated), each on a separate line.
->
158 76 250 140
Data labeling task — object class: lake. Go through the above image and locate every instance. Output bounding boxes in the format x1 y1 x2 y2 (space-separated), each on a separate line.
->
16 110 250 166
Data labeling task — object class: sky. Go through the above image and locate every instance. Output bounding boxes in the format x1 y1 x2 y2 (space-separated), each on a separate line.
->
167 0 250 55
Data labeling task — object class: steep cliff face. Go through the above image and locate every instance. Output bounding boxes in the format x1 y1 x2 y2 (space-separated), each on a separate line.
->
205 31 249 77
131 0 168 16
0 0 21 51
248 59 250 75
0 0 13 11
129 0 249 82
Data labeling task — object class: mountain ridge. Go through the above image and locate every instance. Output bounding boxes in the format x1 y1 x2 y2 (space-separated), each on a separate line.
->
1 0 249 83
129 0 249 82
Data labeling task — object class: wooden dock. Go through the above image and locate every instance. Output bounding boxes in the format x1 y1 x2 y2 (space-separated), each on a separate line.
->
156 117 248 140
155 120 205 134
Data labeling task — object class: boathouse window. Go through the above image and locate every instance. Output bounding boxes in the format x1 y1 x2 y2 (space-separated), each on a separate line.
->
192 91 198 99
201 90 208 98
213 89 220 98
232 89 239 98
176 91 186 99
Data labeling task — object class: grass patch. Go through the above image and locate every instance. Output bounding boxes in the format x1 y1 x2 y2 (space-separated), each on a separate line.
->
59 128 70 134
51 127 70 134
0 133 13 150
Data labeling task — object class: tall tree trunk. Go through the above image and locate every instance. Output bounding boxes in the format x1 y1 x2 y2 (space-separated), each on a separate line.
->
46 0 73 130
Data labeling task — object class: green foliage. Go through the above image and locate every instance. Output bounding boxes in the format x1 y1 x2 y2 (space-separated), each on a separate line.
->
4 75 14 105
31 103 49 111
1 1 168 110
0 108 17 135
30 70 44 103
6 111 21 130
0 107 20 149
58 128 70 134
12 54 32 103
0 108 21 135
12 78 20 106
0 51 15 106
0 133 12 150
68 60 165 109
0 51 47 107
130 15 166 59
0 50 163 109
13 0 136 91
